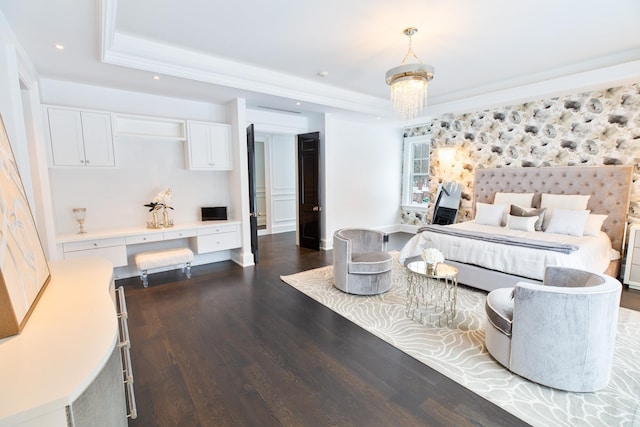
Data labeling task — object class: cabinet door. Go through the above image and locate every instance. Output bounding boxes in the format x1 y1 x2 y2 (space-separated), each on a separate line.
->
187 122 212 169
48 108 86 166
187 122 232 170
208 123 232 170
81 112 115 167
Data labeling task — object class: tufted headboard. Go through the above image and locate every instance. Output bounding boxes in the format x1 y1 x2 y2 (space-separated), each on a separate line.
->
473 166 632 253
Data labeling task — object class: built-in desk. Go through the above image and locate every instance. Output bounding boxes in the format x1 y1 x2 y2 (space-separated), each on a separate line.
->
57 221 241 278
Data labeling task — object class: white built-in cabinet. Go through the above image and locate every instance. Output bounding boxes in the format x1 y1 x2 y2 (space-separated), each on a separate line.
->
47 107 115 167
186 121 232 170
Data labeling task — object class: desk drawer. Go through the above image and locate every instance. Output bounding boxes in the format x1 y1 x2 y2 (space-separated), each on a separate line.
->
164 229 197 240
125 233 164 245
194 231 240 254
197 223 237 236
63 237 126 252
63 245 127 267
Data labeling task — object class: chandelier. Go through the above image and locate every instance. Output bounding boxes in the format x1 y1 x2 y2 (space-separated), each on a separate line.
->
385 27 434 121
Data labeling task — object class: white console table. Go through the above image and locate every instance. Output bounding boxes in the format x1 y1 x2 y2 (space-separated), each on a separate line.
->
0 257 131 426
57 220 241 278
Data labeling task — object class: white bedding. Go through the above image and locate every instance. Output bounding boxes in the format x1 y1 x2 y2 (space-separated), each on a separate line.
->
399 221 614 281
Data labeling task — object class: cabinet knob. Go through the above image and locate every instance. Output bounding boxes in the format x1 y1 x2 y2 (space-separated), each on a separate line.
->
85 159 90 164
93 243 98 247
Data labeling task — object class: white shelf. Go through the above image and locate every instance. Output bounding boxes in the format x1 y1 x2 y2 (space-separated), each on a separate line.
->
114 114 186 140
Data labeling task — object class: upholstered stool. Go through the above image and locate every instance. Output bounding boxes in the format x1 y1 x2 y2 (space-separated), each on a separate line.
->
134 247 194 287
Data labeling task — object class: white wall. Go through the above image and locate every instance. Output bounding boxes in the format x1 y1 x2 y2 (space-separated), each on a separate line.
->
40 79 233 235
324 114 403 248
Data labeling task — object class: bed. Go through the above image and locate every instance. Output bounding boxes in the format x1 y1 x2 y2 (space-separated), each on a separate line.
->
399 165 633 292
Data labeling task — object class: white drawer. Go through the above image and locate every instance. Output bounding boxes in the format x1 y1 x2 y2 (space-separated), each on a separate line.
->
197 223 237 236
164 228 197 240
632 250 640 265
63 245 128 267
194 231 240 254
125 233 164 245
634 230 640 248
63 237 126 252
629 265 640 283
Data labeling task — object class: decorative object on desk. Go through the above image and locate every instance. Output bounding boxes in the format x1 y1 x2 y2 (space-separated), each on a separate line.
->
72 207 87 234
421 247 444 274
144 188 174 229
0 114 51 338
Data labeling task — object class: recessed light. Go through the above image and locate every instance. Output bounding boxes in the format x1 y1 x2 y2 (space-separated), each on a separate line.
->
54 44 64 50
295 102 301 106
153 75 160 80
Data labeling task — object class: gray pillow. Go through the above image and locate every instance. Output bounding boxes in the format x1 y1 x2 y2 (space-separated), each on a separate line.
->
510 205 546 231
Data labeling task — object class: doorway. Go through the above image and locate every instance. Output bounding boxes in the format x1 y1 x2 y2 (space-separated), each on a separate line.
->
252 132 297 237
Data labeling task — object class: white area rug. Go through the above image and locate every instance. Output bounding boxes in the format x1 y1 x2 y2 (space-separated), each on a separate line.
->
280 252 640 427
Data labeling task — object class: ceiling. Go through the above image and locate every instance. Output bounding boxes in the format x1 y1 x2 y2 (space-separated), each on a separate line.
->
1 0 639 118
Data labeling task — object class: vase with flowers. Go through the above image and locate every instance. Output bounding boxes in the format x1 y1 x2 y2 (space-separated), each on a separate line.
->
421 247 444 275
144 188 174 229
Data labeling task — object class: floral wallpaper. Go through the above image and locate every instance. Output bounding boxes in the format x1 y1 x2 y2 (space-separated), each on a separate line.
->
402 82 640 226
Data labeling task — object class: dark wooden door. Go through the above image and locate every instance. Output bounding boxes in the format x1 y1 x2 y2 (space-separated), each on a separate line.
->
297 132 321 251
247 124 259 263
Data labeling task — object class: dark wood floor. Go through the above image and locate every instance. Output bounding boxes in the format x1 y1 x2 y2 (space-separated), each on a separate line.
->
119 232 640 427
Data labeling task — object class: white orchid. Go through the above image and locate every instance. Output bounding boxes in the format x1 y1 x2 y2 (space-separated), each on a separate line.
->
145 188 173 211
422 247 444 265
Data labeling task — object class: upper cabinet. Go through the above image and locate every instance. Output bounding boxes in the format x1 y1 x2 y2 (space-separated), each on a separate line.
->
47 107 115 167
186 121 232 170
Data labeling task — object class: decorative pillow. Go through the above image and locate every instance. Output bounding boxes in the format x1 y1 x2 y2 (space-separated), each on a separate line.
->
506 215 538 232
540 193 590 210
544 208 590 236
510 205 547 231
494 192 535 225
493 192 535 209
474 202 506 227
540 194 590 230
583 214 608 237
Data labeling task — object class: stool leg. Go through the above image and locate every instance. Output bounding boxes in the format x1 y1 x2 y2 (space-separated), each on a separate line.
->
141 270 149 288
185 262 192 279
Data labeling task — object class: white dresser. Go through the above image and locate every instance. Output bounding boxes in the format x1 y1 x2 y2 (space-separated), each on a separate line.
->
0 258 133 426
623 223 640 290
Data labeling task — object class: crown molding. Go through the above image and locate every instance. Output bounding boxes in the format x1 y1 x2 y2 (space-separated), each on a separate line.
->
99 0 392 117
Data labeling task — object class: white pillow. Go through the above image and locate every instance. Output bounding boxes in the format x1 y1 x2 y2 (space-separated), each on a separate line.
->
507 215 538 232
540 194 590 230
494 192 534 209
474 202 506 227
540 194 590 210
544 208 590 236
583 214 608 237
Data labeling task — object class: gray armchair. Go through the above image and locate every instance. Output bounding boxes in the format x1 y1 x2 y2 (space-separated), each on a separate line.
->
485 266 622 392
333 228 393 295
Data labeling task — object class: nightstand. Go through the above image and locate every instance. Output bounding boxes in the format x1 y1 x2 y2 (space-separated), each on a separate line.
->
623 223 640 290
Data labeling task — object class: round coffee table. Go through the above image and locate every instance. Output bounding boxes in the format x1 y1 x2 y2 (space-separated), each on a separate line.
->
405 261 458 326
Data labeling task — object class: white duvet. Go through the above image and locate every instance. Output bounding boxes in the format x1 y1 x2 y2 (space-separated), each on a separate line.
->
398 221 613 280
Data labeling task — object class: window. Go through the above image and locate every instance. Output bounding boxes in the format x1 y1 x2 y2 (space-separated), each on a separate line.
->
402 135 431 209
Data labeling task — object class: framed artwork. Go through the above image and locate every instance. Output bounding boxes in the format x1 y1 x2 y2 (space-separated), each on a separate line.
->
0 114 51 339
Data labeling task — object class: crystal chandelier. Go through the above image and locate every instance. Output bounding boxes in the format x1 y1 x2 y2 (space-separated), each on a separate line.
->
385 27 434 121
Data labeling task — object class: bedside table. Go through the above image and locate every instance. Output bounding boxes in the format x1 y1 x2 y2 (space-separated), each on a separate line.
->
623 223 640 290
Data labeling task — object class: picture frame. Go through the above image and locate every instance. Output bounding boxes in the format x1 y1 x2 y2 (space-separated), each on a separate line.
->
0 114 51 339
